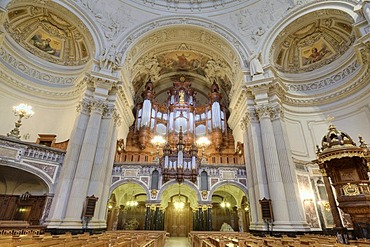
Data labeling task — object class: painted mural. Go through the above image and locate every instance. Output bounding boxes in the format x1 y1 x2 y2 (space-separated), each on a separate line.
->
157 51 209 76
301 39 334 66
297 174 320 229
29 30 62 57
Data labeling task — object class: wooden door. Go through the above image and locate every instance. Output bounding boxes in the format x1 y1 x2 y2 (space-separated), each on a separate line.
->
165 202 192 237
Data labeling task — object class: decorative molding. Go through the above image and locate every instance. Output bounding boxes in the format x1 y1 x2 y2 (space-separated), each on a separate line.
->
4 2 94 66
276 64 370 106
125 0 254 13
270 104 284 120
75 0 135 41
121 17 247 68
0 46 77 86
285 60 360 92
255 104 271 119
0 68 86 99
89 99 108 115
230 0 292 49
112 109 122 127
76 100 90 114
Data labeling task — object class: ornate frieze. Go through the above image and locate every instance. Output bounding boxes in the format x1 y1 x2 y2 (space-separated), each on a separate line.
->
0 68 85 99
278 66 370 106
125 0 250 12
0 47 77 86
286 60 360 92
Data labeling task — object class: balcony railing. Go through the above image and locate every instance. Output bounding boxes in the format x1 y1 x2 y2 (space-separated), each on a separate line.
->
0 135 65 165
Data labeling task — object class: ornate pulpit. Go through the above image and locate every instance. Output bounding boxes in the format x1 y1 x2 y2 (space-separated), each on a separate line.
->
315 123 370 238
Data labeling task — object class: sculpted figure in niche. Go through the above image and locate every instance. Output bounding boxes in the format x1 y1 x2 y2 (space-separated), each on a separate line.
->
248 53 264 77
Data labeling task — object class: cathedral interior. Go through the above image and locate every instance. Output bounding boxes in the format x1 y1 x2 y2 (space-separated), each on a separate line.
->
0 0 370 243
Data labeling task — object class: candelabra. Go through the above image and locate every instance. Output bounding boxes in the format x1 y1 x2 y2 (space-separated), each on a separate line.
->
196 136 211 164
151 135 166 162
7 104 34 139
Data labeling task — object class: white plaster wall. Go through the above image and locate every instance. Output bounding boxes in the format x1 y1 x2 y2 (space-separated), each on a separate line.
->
286 92 370 162
0 88 78 142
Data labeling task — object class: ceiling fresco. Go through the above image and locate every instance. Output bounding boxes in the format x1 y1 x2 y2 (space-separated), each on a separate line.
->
272 10 355 74
4 4 94 66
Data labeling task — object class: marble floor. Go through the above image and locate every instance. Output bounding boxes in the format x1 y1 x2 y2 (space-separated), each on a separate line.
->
164 237 191 247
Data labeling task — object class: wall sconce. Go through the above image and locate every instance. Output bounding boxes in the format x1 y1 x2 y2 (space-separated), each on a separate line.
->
7 103 34 139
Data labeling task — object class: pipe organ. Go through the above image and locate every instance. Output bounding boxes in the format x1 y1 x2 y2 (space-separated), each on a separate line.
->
134 76 227 151
117 76 244 182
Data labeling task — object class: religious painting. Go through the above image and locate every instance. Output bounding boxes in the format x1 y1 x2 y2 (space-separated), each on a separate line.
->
300 39 334 66
29 30 62 57
297 174 320 229
157 51 209 76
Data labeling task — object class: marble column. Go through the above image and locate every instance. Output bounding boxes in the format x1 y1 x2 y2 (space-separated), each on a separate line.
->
46 100 90 228
61 99 106 228
256 104 290 231
242 109 269 231
271 105 309 230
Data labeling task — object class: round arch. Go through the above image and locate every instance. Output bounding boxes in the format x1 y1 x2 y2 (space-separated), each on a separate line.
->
209 180 248 207
0 162 52 193
158 180 201 209
109 178 151 201
260 1 359 65
116 16 250 67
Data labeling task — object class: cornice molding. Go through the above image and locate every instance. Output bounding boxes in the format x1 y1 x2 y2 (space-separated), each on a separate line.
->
0 66 86 100
0 45 79 87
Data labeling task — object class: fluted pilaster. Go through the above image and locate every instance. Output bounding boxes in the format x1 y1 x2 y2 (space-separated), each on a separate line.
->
97 109 121 222
87 105 117 228
46 100 90 228
270 105 308 230
256 104 290 230
242 110 269 231
61 99 107 227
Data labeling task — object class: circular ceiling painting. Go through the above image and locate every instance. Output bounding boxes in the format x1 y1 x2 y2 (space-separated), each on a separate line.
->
4 2 94 66
271 9 355 74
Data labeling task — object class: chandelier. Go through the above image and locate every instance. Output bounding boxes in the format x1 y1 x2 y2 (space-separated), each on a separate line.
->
126 186 138 207
174 183 184 210
220 184 230 208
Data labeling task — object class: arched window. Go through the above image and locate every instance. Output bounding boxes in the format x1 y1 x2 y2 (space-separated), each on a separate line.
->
200 171 208 191
151 170 159 190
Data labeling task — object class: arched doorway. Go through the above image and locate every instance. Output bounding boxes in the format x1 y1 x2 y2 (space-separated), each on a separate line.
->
211 183 250 232
107 182 147 230
0 166 49 225
161 182 198 237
